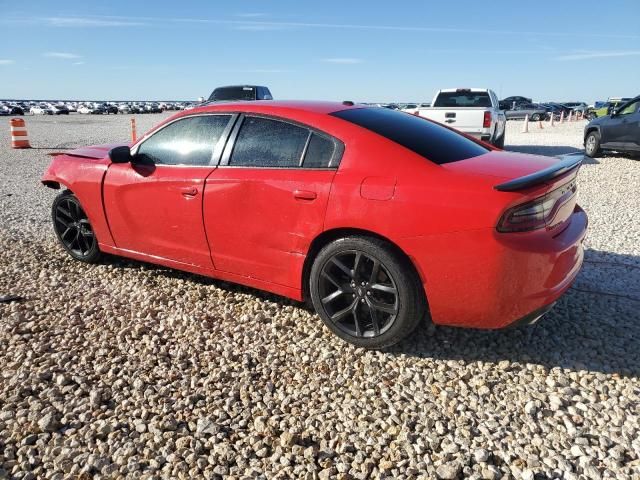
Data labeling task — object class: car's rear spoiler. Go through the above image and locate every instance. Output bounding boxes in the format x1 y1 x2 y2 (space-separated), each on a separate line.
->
494 154 583 192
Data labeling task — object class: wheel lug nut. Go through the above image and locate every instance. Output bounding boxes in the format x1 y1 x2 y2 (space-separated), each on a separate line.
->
360 299 365 303
352 294 356 298
367 291 371 296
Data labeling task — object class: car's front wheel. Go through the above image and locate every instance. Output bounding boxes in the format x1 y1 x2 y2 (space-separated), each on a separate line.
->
531 113 540 121
52 191 101 263
585 131 601 158
309 236 426 349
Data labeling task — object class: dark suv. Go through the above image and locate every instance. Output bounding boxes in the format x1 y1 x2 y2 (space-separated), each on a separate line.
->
584 95 640 157
208 85 273 102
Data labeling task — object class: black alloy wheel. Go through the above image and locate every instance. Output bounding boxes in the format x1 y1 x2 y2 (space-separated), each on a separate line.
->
310 236 426 349
52 191 100 262
318 250 399 338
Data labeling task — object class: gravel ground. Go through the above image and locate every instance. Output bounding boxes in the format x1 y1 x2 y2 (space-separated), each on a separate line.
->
0 115 639 480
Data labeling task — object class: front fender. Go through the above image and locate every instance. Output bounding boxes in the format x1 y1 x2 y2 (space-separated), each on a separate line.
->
41 155 115 247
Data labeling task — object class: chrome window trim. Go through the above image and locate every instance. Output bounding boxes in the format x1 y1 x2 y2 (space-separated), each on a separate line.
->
130 113 238 167
220 113 344 170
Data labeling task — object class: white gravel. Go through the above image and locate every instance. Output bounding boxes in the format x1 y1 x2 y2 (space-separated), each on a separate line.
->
1 114 639 479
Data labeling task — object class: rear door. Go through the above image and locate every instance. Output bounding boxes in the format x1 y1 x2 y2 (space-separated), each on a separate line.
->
103 114 234 267
203 115 342 288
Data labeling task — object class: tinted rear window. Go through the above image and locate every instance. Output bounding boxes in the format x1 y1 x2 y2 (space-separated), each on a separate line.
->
209 87 256 102
331 108 489 165
434 91 492 108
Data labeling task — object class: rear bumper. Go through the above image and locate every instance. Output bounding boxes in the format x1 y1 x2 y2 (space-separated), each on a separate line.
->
399 205 587 329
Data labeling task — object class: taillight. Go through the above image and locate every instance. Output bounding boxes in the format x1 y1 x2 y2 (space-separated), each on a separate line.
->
497 180 577 233
483 111 491 128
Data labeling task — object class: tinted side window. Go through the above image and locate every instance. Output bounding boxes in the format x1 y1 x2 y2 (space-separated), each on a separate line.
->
303 133 336 168
137 115 231 166
230 116 309 167
331 108 489 165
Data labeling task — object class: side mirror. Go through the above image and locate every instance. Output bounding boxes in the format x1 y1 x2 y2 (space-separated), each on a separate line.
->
109 145 132 163
610 108 618 117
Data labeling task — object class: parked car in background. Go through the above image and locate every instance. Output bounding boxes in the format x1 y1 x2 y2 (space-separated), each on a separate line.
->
504 103 548 121
207 85 273 102
401 102 430 113
584 95 640 157
0 105 24 115
104 104 119 114
30 105 53 115
414 88 506 147
78 105 93 114
42 100 587 348
499 96 532 110
48 104 69 115
564 102 588 114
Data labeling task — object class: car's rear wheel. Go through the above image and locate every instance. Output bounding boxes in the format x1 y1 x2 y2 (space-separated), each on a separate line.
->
585 131 601 158
309 236 426 349
531 113 540 121
52 191 101 263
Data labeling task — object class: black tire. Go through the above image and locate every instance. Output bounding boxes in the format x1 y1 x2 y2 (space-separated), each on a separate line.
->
309 236 427 349
531 114 540 122
585 131 601 158
52 191 101 263
493 131 505 149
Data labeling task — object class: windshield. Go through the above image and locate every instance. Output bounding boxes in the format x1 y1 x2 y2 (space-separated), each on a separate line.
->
434 91 492 108
209 87 256 102
331 107 489 165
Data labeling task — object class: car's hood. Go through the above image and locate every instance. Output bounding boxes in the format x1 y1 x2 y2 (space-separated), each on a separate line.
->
587 115 608 125
441 150 565 181
64 143 125 159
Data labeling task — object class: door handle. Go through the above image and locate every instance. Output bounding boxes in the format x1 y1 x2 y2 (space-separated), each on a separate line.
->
293 189 317 201
179 186 198 197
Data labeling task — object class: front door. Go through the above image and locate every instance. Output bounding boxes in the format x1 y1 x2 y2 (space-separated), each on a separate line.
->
600 100 639 147
103 114 234 268
203 115 342 288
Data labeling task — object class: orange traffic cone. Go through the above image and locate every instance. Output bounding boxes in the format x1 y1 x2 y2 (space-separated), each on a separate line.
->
130 118 137 142
560 111 565 123
522 114 529 133
10 118 31 148
538 119 544 129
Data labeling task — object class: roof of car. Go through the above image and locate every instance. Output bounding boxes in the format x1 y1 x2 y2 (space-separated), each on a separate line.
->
189 100 359 116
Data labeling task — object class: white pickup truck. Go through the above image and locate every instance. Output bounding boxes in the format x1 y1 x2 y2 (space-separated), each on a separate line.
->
412 88 506 148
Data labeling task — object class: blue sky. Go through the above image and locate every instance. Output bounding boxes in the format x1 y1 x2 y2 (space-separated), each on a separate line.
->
1 0 638 103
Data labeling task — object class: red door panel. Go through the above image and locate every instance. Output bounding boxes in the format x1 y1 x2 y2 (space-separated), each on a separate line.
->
103 163 215 268
203 168 335 288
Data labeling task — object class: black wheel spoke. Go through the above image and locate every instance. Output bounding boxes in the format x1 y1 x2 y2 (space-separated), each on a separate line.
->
353 305 362 337
78 231 89 253
368 302 381 336
57 206 73 220
371 283 397 294
330 257 353 279
352 252 362 278
369 259 380 284
61 227 73 240
368 297 398 315
55 215 71 227
321 270 343 290
321 289 344 305
330 300 357 322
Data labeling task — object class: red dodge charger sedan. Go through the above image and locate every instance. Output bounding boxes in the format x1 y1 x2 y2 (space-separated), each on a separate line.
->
42 101 587 348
